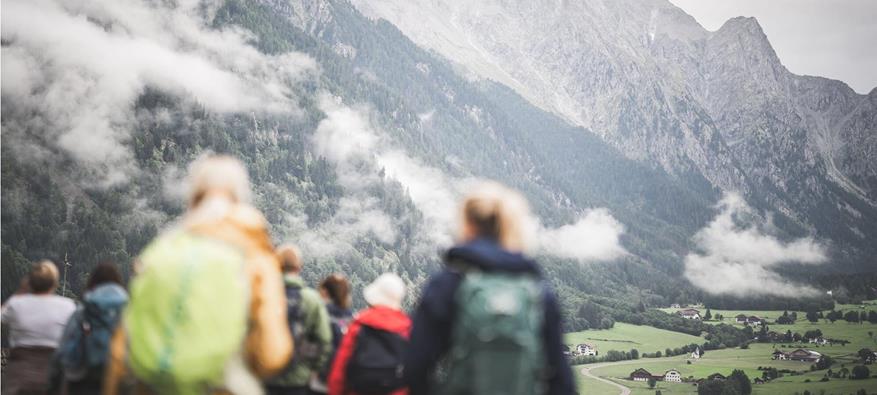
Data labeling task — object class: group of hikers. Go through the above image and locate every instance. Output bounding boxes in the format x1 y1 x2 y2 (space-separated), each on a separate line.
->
1 155 575 395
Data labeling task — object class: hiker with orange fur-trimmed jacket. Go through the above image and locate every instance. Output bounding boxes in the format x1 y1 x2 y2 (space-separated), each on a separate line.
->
103 155 293 394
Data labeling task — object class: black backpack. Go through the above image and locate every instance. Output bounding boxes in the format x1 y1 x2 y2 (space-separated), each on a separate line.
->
346 325 407 394
277 286 318 375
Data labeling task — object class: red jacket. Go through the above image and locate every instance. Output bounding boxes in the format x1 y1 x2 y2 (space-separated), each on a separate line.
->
328 306 412 395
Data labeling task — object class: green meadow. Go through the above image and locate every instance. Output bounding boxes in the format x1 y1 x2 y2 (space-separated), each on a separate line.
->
565 322 703 355
574 305 877 395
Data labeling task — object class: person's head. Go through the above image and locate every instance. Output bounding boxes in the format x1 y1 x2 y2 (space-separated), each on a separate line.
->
459 181 531 252
363 273 406 310
186 154 251 209
86 261 123 291
319 273 351 309
277 244 302 274
28 260 59 294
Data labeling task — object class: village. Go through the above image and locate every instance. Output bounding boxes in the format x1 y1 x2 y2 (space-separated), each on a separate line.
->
568 304 877 393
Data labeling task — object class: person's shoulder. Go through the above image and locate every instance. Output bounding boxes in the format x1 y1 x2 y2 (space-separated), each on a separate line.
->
3 294 25 308
228 204 269 231
301 287 324 306
50 295 77 310
424 269 462 291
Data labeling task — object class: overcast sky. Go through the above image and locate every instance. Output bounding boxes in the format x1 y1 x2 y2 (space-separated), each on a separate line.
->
669 0 877 94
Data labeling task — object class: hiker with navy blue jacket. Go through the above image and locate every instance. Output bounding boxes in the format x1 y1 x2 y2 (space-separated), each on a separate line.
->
404 182 576 395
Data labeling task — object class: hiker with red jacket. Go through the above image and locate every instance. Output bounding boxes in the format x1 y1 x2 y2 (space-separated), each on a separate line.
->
328 273 411 395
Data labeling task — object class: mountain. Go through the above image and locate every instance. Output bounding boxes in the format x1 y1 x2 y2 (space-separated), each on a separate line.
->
2 0 874 329
351 0 877 269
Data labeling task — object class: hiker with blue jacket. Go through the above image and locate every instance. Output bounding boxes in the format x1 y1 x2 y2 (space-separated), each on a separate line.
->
50 262 128 395
404 182 576 395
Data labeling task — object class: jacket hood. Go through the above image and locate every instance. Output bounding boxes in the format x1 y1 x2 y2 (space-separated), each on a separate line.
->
444 238 541 276
355 306 411 334
84 283 128 307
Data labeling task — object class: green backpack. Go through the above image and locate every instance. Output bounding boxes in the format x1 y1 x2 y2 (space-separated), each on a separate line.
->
124 231 249 395
441 271 546 395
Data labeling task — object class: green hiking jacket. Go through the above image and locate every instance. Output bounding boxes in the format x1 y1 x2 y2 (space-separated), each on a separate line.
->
271 275 332 387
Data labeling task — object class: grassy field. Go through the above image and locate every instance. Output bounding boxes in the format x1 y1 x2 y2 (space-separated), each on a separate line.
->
576 370 621 394
658 300 877 330
587 346 877 394
606 377 697 395
565 322 704 355
578 306 877 395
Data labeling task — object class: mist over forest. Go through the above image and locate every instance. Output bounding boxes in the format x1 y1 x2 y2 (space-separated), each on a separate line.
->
3 0 876 332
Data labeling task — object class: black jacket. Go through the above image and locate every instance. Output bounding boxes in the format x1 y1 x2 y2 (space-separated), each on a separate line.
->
404 238 575 395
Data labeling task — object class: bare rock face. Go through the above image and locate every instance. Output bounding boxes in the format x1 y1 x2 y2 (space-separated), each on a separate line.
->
349 0 877 250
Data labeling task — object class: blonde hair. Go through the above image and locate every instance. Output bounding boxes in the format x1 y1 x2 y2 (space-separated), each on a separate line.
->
460 182 532 252
29 260 59 294
186 154 251 208
277 244 302 273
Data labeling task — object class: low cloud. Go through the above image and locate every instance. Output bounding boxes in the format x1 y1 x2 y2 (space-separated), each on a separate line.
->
1 0 314 186
536 209 627 262
304 96 626 262
684 193 827 297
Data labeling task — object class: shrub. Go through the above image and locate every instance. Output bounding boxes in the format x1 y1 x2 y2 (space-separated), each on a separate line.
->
850 365 870 380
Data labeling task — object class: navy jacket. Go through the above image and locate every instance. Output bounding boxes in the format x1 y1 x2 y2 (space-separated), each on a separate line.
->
404 238 576 395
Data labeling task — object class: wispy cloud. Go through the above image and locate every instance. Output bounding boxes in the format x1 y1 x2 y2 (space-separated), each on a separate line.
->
305 96 626 262
684 193 827 297
1 0 315 186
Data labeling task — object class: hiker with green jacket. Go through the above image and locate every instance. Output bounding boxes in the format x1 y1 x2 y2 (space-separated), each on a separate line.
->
267 245 333 395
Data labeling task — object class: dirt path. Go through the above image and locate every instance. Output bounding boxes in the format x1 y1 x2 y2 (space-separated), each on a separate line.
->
579 359 643 395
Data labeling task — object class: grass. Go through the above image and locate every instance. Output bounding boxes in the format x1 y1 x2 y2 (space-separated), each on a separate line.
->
575 368 621 395
565 322 704 355
606 377 697 395
578 313 877 395
591 347 814 381
753 376 877 395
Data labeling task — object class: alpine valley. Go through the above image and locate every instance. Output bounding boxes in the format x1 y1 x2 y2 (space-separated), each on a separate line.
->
2 0 875 331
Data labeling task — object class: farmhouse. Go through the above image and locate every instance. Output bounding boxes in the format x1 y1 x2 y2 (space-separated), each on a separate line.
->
735 314 763 325
808 337 827 345
664 370 682 382
575 343 597 356
630 368 653 382
670 303 681 309
677 308 701 320
788 348 821 362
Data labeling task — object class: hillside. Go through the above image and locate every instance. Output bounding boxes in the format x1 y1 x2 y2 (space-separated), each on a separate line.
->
2 0 875 328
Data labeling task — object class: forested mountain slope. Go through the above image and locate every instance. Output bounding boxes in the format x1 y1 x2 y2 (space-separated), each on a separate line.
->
2 0 873 331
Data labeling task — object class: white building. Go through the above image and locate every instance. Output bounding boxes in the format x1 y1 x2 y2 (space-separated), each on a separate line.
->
678 309 701 320
576 343 597 356
664 370 682 382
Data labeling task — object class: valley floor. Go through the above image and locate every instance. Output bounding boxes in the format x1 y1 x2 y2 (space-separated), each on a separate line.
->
570 305 877 395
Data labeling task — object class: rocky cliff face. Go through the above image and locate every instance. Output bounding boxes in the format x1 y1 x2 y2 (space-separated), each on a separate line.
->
349 0 877 266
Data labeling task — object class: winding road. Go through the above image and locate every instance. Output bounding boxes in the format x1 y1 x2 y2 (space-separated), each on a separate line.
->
578 359 644 395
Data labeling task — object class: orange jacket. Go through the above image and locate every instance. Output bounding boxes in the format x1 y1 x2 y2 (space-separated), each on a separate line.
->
104 200 292 394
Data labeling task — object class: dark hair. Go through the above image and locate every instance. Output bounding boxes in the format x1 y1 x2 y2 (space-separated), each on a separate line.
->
320 273 351 309
86 262 123 290
29 260 59 294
